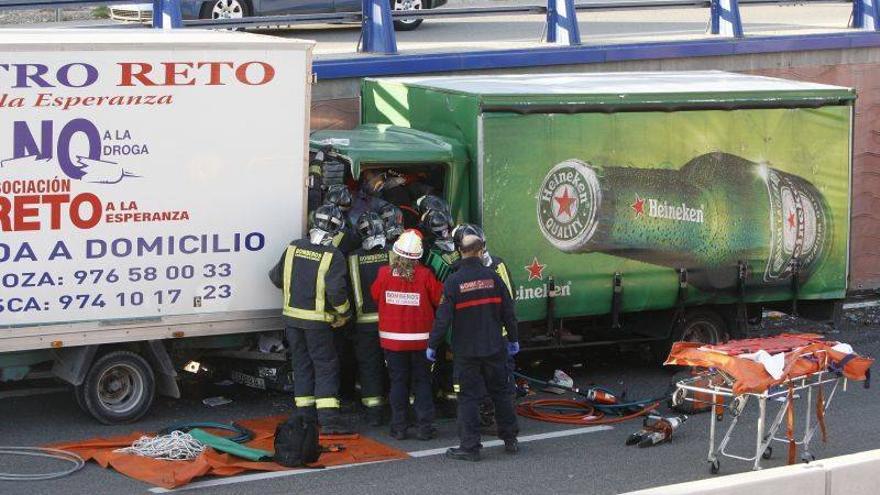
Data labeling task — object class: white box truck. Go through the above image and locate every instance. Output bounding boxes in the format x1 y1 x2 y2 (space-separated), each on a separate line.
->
0 30 313 423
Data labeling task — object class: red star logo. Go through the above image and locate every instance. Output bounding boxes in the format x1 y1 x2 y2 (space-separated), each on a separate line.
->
554 187 576 219
631 196 645 216
525 257 546 281
787 211 796 229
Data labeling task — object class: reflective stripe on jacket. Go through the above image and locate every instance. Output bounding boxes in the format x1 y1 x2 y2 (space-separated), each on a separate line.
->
348 247 390 325
269 239 351 330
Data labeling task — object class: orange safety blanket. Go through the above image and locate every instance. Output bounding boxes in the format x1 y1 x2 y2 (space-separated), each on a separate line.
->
665 335 873 395
53 416 409 489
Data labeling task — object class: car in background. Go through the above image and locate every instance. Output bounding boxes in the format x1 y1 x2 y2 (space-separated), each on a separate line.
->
109 0 444 30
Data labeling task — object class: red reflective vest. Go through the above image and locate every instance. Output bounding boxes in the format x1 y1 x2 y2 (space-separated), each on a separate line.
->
370 264 443 351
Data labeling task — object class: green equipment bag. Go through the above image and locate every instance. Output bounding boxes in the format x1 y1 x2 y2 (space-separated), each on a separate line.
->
273 414 322 468
188 429 273 461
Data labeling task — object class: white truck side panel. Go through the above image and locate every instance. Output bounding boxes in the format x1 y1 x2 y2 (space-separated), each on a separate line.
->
0 30 313 350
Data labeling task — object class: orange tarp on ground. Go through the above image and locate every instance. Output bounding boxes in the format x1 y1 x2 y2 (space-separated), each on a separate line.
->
54 416 409 489
665 336 873 395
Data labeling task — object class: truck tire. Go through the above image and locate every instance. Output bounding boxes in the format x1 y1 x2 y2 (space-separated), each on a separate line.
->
75 350 156 425
651 308 727 365
675 309 726 344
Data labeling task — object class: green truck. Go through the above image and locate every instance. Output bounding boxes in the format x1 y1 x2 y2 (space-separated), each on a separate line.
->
311 71 855 355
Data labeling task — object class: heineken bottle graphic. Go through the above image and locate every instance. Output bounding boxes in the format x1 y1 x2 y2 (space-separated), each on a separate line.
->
536 152 829 291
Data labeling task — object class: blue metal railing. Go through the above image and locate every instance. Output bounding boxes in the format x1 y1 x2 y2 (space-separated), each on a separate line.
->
0 0 875 53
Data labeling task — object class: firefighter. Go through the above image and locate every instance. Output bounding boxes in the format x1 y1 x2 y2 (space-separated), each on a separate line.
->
453 224 516 429
371 230 444 440
427 232 520 461
421 209 459 283
269 204 353 434
348 212 391 426
379 203 405 243
350 171 391 222
416 194 450 219
324 184 360 256
421 209 461 409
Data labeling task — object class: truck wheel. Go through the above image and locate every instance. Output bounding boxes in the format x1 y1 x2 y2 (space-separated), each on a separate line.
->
76 350 156 425
393 0 423 31
676 309 726 344
650 309 726 365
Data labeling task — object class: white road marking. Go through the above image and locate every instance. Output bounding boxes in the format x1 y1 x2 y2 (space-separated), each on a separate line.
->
408 425 613 457
149 424 613 493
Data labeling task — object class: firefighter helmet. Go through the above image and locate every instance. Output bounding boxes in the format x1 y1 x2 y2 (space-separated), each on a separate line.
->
312 204 346 235
324 185 352 210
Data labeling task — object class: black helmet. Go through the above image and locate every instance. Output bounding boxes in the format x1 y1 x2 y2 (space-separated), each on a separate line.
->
416 195 449 217
356 211 385 239
452 223 486 249
423 209 454 240
324 185 352 210
378 204 404 240
312 204 345 234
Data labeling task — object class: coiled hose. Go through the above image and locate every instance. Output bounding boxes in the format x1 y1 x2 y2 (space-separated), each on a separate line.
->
0 447 85 481
514 371 663 425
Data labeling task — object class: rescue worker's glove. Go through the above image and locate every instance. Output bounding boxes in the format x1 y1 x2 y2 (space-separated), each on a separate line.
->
507 341 520 356
330 314 350 329
425 348 437 363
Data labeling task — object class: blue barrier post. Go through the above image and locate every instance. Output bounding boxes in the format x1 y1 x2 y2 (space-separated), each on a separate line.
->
361 0 398 54
546 0 581 45
152 0 183 29
852 0 880 30
709 0 744 38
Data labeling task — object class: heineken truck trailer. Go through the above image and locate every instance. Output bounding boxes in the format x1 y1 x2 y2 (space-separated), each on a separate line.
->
311 71 860 358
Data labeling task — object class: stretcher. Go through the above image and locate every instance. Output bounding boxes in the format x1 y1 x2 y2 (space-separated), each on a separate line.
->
666 335 873 474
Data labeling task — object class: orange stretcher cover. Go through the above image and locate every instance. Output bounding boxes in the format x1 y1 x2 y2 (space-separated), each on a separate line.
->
665 334 873 395
53 416 409 489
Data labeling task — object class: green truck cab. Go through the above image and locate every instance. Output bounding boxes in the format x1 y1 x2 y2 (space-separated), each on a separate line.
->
310 71 856 354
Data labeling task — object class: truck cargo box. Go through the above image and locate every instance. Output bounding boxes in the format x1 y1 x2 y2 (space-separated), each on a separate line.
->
0 30 313 352
361 72 854 323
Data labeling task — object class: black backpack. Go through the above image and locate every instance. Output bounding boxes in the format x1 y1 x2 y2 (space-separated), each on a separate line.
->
274 414 321 468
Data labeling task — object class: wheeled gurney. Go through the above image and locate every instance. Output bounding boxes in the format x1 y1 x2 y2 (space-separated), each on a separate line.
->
666 334 872 473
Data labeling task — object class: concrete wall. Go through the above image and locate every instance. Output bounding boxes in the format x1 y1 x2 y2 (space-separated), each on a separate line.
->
310 47 880 291
621 449 880 495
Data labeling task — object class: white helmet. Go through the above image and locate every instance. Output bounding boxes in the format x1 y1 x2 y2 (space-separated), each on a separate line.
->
393 229 424 260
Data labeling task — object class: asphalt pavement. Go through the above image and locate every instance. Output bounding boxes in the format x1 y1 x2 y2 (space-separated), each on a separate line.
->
1 312 877 495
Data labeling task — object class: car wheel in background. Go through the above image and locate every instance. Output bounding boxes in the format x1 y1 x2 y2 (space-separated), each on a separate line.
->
200 0 250 19
393 0 423 31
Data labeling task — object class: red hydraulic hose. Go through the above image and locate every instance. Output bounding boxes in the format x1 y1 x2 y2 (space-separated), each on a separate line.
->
516 399 660 425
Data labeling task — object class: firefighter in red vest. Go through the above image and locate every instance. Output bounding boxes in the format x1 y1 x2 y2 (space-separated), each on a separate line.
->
371 229 443 440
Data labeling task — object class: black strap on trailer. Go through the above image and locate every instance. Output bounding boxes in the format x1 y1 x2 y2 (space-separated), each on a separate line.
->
790 258 801 317
673 268 689 330
736 261 749 336
611 272 623 329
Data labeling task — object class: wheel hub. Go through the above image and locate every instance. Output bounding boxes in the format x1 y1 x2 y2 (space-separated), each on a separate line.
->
213 0 244 19
96 364 144 413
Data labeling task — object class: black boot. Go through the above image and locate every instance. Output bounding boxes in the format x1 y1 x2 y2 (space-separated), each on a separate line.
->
445 447 480 462
504 438 519 454
365 407 384 427
318 410 354 435
416 425 437 441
